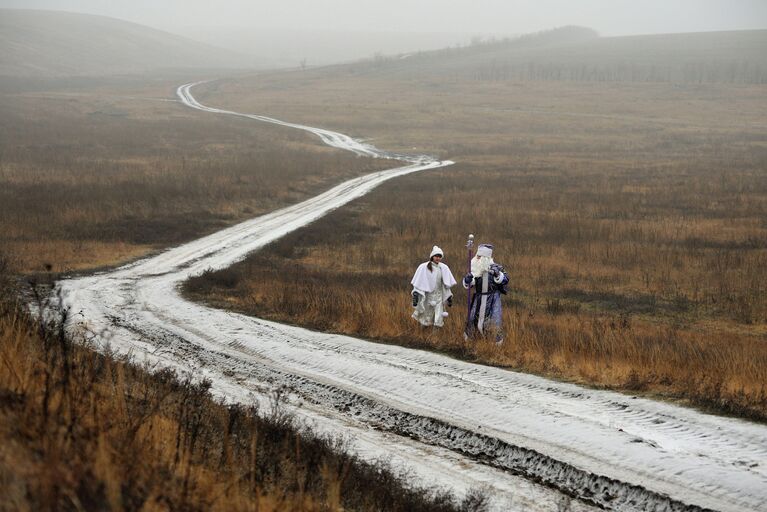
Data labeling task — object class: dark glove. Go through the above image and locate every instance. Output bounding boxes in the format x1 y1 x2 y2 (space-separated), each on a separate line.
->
412 292 420 307
463 273 473 285
447 296 453 307
490 264 503 277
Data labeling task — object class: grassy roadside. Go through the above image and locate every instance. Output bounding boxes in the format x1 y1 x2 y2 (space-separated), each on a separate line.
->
0 258 485 511
183 175 767 422
185 74 767 421
0 77 392 274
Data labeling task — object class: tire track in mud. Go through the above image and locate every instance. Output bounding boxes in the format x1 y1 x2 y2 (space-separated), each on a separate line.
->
91 301 597 512
56 81 767 512
98 307 703 512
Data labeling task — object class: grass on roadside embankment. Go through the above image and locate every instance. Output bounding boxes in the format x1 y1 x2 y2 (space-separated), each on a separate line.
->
0 258 485 512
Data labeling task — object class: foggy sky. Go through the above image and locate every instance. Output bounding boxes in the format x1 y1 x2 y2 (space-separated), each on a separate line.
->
1 0 766 36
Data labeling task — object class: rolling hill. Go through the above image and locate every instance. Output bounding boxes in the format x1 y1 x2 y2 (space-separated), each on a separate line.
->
345 26 767 84
0 9 254 77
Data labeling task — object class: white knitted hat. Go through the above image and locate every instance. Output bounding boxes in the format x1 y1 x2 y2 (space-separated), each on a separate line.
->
430 245 444 258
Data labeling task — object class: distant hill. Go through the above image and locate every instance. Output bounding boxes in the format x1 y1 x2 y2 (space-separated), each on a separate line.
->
179 27 517 69
345 26 767 84
0 9 254 77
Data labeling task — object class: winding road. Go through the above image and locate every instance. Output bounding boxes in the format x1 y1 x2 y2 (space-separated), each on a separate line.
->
57 81 767 512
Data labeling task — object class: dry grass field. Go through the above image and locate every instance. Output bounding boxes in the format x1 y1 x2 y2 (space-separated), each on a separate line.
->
0 77 391 274
0 259 476 512
187 58 767 419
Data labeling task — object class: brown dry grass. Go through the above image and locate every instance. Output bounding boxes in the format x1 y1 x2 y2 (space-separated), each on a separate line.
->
195 72 767 157
0 78 391 274
186 74 767 420
0 258 475 512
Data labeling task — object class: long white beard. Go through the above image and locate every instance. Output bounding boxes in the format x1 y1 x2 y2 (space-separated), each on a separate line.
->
471 256 494 276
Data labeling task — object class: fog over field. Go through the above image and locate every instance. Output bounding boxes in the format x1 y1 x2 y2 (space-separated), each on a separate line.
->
2 0 766 65
2 0 766 34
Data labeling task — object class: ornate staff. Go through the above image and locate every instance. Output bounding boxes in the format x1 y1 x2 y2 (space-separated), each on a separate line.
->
466 233 474 326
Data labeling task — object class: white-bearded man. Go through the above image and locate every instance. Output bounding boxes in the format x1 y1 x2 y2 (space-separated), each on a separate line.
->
463 243 509 343
410 245 458 328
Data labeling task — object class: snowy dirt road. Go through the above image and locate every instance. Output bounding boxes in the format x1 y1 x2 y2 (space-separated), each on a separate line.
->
56 81 767 512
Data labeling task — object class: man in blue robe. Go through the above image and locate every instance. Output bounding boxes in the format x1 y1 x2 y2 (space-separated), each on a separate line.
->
463 243 509 343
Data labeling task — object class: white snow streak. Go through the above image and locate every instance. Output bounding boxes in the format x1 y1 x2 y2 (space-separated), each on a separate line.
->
55 81 767 512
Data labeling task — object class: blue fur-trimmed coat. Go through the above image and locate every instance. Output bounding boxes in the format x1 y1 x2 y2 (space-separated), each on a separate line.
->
464 270 509 339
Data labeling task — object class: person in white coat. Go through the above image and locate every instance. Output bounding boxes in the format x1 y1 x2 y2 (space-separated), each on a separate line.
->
410 245 458 327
